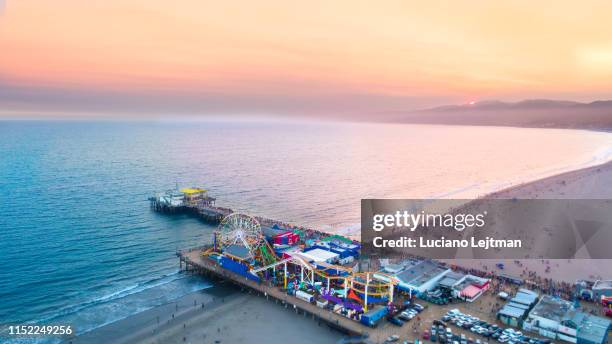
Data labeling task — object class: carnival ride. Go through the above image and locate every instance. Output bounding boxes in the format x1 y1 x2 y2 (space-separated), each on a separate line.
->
215 213 263 255
207 213 399 311
213 213 278 265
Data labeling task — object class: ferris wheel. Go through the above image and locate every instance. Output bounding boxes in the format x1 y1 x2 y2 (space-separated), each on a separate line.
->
215 213 264 258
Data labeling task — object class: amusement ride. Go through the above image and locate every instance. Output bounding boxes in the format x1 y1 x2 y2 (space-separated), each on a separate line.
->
206 213 401 312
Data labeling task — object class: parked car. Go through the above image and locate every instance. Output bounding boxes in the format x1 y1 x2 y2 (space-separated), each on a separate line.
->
399 312 413 321
385 334 400 343
388 316 405 326
400 310 417 320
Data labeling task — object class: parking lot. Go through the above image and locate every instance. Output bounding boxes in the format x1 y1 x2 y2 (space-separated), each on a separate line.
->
366 291 499 343
364 289 597 344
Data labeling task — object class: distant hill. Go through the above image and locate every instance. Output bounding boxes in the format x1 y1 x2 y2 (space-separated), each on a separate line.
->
389 99 612 130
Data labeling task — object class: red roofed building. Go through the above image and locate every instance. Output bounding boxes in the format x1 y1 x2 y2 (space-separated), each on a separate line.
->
445 274 490 302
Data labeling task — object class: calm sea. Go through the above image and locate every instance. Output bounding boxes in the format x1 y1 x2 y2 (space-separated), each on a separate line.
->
1 119 611 342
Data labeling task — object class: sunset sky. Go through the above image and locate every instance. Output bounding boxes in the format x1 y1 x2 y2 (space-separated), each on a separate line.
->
1 0 612 117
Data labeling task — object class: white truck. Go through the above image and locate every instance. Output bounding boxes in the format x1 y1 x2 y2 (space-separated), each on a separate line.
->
295 290 315 303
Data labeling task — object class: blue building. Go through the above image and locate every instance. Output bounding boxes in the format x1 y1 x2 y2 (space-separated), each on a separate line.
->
574 312 611 344
523 295 611 344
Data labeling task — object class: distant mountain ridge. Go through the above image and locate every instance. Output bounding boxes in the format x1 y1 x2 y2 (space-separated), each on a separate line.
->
391 99 612 130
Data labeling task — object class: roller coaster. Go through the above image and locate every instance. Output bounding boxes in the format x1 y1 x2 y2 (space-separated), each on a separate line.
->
207 213 399 311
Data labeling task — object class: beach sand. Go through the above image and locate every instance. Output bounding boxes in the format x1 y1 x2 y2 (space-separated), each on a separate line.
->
67 283 233 344
68 281 342 344
445 160 612 283
488 159 612 200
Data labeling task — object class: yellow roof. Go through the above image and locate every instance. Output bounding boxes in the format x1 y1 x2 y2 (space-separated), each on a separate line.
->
180 188 207 194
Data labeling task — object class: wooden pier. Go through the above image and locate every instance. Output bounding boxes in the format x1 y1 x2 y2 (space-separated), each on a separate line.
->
177 248 369 338
150 191 325 236
154 188 375 339
150 200 229 224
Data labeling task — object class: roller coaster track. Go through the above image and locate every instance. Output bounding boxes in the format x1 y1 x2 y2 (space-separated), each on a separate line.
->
252 251 398 298
211 213 398 300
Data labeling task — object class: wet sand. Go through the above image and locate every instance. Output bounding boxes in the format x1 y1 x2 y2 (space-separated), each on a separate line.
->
67 283 235 344
67 281 342 344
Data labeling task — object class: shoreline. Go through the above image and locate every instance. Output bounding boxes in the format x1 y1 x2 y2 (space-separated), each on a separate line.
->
485 158 612 200
65 282 238 344
452 136 612 200
66 278 343 344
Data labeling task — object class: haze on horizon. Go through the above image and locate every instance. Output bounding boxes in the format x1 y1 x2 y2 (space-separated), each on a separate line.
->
1 0 612 119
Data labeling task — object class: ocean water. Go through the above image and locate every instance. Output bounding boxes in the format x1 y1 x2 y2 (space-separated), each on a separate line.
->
1 119 611 342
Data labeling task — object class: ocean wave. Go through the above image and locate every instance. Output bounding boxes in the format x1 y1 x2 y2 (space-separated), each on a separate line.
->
1 272 213 343
36 271 210 327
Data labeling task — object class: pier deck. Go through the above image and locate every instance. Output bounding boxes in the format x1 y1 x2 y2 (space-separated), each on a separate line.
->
150 195 319 236
178 248 369 338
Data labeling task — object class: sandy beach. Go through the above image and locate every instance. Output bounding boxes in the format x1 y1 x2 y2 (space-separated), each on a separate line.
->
446 159 612 283
488 159 612 200
67 280 342 344
67 283 235 344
